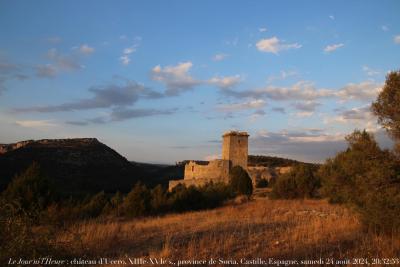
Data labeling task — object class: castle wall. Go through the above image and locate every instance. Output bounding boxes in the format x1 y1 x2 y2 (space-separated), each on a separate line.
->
169 131 250 191
248 166 274 184
184 160 230 181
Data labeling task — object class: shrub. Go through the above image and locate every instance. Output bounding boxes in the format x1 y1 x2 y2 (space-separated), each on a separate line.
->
2 162 56 217
200 182 233 208
169 184 204 212
79 191 108 218
122 183 151 218
150 185 168 214
271 164 320 199
109 191 124 216
229 166 253 197
256 178 269 188
0 199 70 264
319 129 400 234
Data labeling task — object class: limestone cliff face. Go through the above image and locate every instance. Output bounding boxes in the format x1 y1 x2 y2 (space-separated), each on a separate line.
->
0 138 100 154
0 140 34 154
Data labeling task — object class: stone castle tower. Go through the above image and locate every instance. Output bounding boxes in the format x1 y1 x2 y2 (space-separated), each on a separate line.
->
222 131 249 170
169 130 292 190
169 131 250 190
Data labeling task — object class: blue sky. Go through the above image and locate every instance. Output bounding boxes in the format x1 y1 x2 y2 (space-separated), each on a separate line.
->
0 0 399 163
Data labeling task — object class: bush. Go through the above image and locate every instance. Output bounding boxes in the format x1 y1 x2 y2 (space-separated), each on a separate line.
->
271 164 320 199
0 199 71 264
319 130 400 234
2 162 56 217
150 185 168 214
200 182 233 208
169 184 204 212
79 191 108 218
121 183 151 218
229 166 253 197
256 178 269 188
167 182 233 212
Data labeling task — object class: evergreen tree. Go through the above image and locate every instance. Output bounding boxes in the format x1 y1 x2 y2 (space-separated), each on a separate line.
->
229 166 253 197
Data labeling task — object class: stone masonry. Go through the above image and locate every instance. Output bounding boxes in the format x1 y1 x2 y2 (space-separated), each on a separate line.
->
168 131 292 190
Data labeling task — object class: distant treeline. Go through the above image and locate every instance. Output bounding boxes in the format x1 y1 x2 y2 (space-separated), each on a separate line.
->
248 155 314 167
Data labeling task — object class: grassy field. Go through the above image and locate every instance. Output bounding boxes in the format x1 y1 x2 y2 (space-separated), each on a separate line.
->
56 193 400 266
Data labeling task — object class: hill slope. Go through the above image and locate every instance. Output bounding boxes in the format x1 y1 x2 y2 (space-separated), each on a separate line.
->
55 198 398 261
0 138 183 196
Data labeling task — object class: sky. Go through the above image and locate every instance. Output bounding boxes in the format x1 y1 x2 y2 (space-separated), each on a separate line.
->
0 0 399 164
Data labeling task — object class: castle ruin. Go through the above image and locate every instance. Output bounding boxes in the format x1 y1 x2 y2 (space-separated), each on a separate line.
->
169 130 292 190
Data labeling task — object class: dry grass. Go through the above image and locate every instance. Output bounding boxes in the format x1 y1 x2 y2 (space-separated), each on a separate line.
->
57 198 400 265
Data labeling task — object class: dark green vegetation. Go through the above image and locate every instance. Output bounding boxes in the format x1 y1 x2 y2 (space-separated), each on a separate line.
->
229 166 253 197
0 138 184 196
271 70 400 235
271 164 320 199
248 155 305 167
319 130 400 233
0 163 236 263
372 70 400 145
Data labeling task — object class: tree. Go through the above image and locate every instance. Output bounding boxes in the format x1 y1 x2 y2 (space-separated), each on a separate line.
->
150 185 168 214
271 164 320 199
372 70 400 151
319 129 400 233
2 162 55 214
79 191 108 218
229 166 253 197
121 183 151 217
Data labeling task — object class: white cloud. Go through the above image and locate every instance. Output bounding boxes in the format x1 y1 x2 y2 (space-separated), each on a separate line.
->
259 27 267 32
120 55 130 65
225 37 239 46
295 111 314 118
222 79 382 104
394 35 400 44
208 75 241 89
381 25 389 32
79 44 95 55
336 81 382 102
324 43 344 53
256 36 301 54
267 70 298 83
120 42 140 65
15 120 56 128
329 15 335 20
292 101 320 112
123 46 136 55
36 64 57 78
213 53 228 61
323 106 379 132
362 65 380 76
35 48 83 78
250 81 333 101
217 99 266 112
151 62 201 95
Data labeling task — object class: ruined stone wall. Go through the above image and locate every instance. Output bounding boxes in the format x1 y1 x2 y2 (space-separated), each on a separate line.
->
248 166 274 184
222 131 249 170
184 160 230 181
247 166 293 185
276 166 292 175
